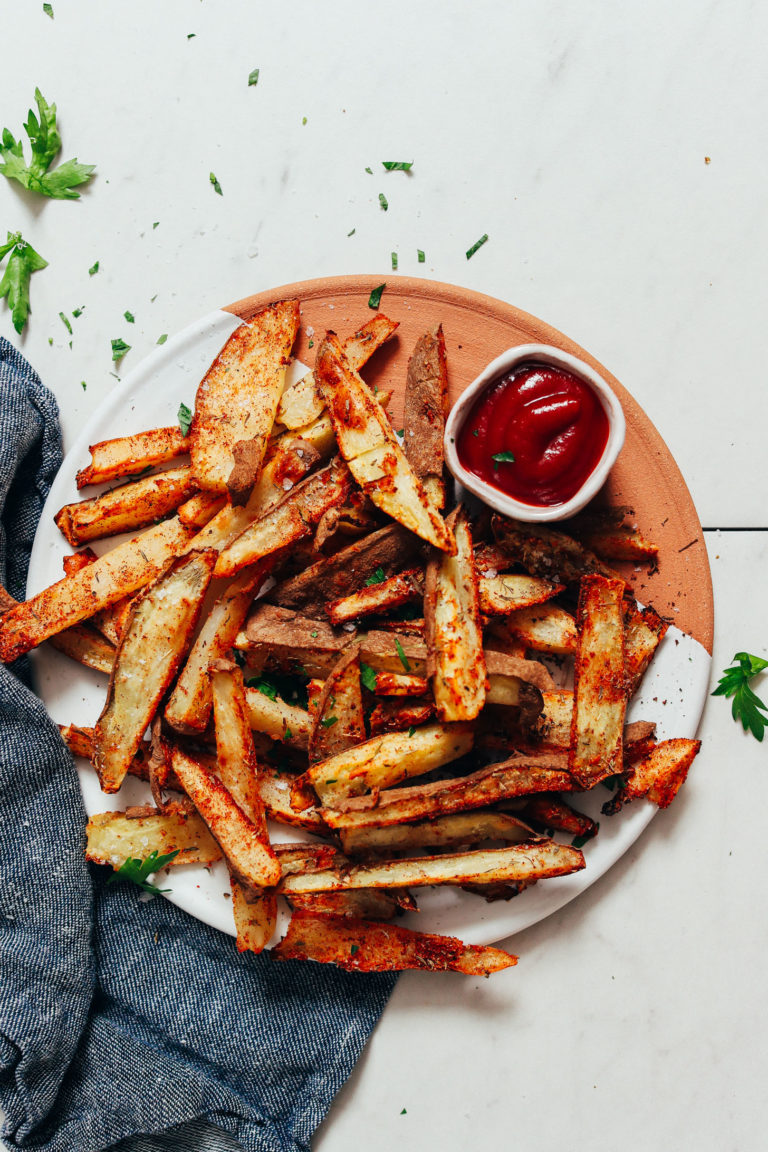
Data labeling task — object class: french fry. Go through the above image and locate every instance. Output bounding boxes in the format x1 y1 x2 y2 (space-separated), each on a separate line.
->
326 569 422 627
624 600 669 695
279 841 585 895
55 467 197 547
307 645 366 765
170 745 282 890
425 505 486 721
272 911 518 975
314 333 455 553
403 325 449 509
258 768 325 831
165 559 274 733
602 738 701 814
93 549 217 793
285 890 409 921
269 524 419 614
497 603 578 656
85 803 221 867
492 514 619 584
49 624 115 675
215 458 354 578
321 752 572 832
535 691 575 748
339 810 534 856
569 575 627 788
368 699 434 736
231 878 278 953
189 300 301 495
277 313 399 430
60 549 135 647
177 490 228 528
0 517 194 663
511 795 598 840
371 672 430 696
76 426 189 488
308 722 474 803
245 685 312 748
478 573 564 615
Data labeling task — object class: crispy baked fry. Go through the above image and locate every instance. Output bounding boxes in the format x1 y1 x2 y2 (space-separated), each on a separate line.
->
93 549 217 793
49 623 115 675
170 745 282 890
368 698 434 736
425 505 486 721
55 467 196 546
189 300 300 494
497 603 578 656
284 890 409 921
307 645 366 765
277 313 399 430
321 752 572 831
339 810 534 856
569 575 627 788
231 879 278 954
602 738 701 814
177 490 228 528
315 333 455 552
307 722 474 803
492 514 618 584
478 573 564 615
279 841 585 895
403 325 449 509
326 569 422 628
76 426 189 488
0 517 194 663
272 911 518 974
624 599 669 695
245 685 312 748
85 803 221 867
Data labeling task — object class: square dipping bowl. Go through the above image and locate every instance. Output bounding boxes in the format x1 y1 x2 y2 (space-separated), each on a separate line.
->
443 343 626 523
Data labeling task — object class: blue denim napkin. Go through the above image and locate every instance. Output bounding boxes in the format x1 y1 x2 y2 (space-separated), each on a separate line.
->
0 337 397 1152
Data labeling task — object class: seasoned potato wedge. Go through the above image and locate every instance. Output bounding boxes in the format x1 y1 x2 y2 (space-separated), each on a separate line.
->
49 623 115 675
314 333 455 552
403 325 449 509
231 879 278 954
478 573 563 615
190 300 300 494
624 599 669 694
339 810 534 856
326 569 422 628
569 575 627 788
492 514 618 584
603 738 701 814
0 517 194 663
76 426 188 488
86 804 221 867
93 549 217 793
245 685 312 749
273 911 518 975
55 467 196 547
307 645 366 765
499 604 578 656
425 505 486 721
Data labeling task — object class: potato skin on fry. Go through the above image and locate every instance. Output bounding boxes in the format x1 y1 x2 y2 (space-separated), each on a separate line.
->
403 324 449 507
55 467 197 547
76 426 188 488
86 805 221 867
273 911 518 975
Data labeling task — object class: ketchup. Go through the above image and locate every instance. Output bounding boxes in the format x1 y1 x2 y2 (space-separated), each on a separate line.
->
456 362 609 507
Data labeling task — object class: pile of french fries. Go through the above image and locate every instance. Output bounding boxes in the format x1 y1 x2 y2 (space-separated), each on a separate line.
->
0 298 702 976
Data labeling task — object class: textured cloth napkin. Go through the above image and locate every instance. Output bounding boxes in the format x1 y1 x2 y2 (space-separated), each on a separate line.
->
0 337 397 1152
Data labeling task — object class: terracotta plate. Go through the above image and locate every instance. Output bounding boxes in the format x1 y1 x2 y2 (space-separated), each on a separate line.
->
28 275 713 947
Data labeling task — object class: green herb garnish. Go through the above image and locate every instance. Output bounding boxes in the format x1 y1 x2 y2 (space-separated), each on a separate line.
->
72 307 84 318
391 252 398 271
368 283 386 310
43 3 53 16
378 192 388 211
110 337 130 362
59 311 72 335
89 261 99 275
177 402 193 437
407 726 416 737
248 68 260 86
417 249 425 263
108 849 180 895
81 381 87 390
124 310 135 323
466 233 489 260
350 943 360 954
0 232 47 333
712 651 768 741
394 637 410 672
250 676 278 701
364 566 386 587
0 89 95 199
492 450 515 468
209 171 223 195
365 166 373 174
382 161 413 171
320 715 339 729
284 726 292 740
472 429 479 437
572 832 592 849
156 333 167 344
360 662 377 692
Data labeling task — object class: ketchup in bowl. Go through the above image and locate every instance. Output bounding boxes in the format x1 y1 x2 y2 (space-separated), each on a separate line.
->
456 362 610 508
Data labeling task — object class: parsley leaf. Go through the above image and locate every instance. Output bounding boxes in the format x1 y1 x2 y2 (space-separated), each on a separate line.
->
466 233 489 260
0 232 47 332
110 337 130 362
391 252 398 271
177 402 193 437
382 161 413 171
365 166 373 174
284 726 292 740
0 89 95 199
350 943 360 954
712 651 768 741
249 676 278 701
378 192 388 211
368 283 386 310
364 566 386 587
394 637 410 673
320 715 339 729
347 228 356 237
360 662 377 692
59 311 72 335
156 333 168 344
407 725 416 737
571 832 593 849
124 310 135 323
209 171 223 195
43 3 53 16
89 260 99 275
417 249 425 263
492 450 516 468
248 68 260 86
108 848 180 895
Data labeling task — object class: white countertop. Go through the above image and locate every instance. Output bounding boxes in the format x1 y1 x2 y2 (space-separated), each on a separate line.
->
2 2 766 1149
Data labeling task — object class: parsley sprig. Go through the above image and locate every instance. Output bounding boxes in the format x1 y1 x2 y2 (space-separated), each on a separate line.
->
108 849 180 895
0 89 95 199
712 651 768 741
0 232 47 333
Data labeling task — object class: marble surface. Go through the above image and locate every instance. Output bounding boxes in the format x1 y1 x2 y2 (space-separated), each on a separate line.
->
1 2 766 1149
